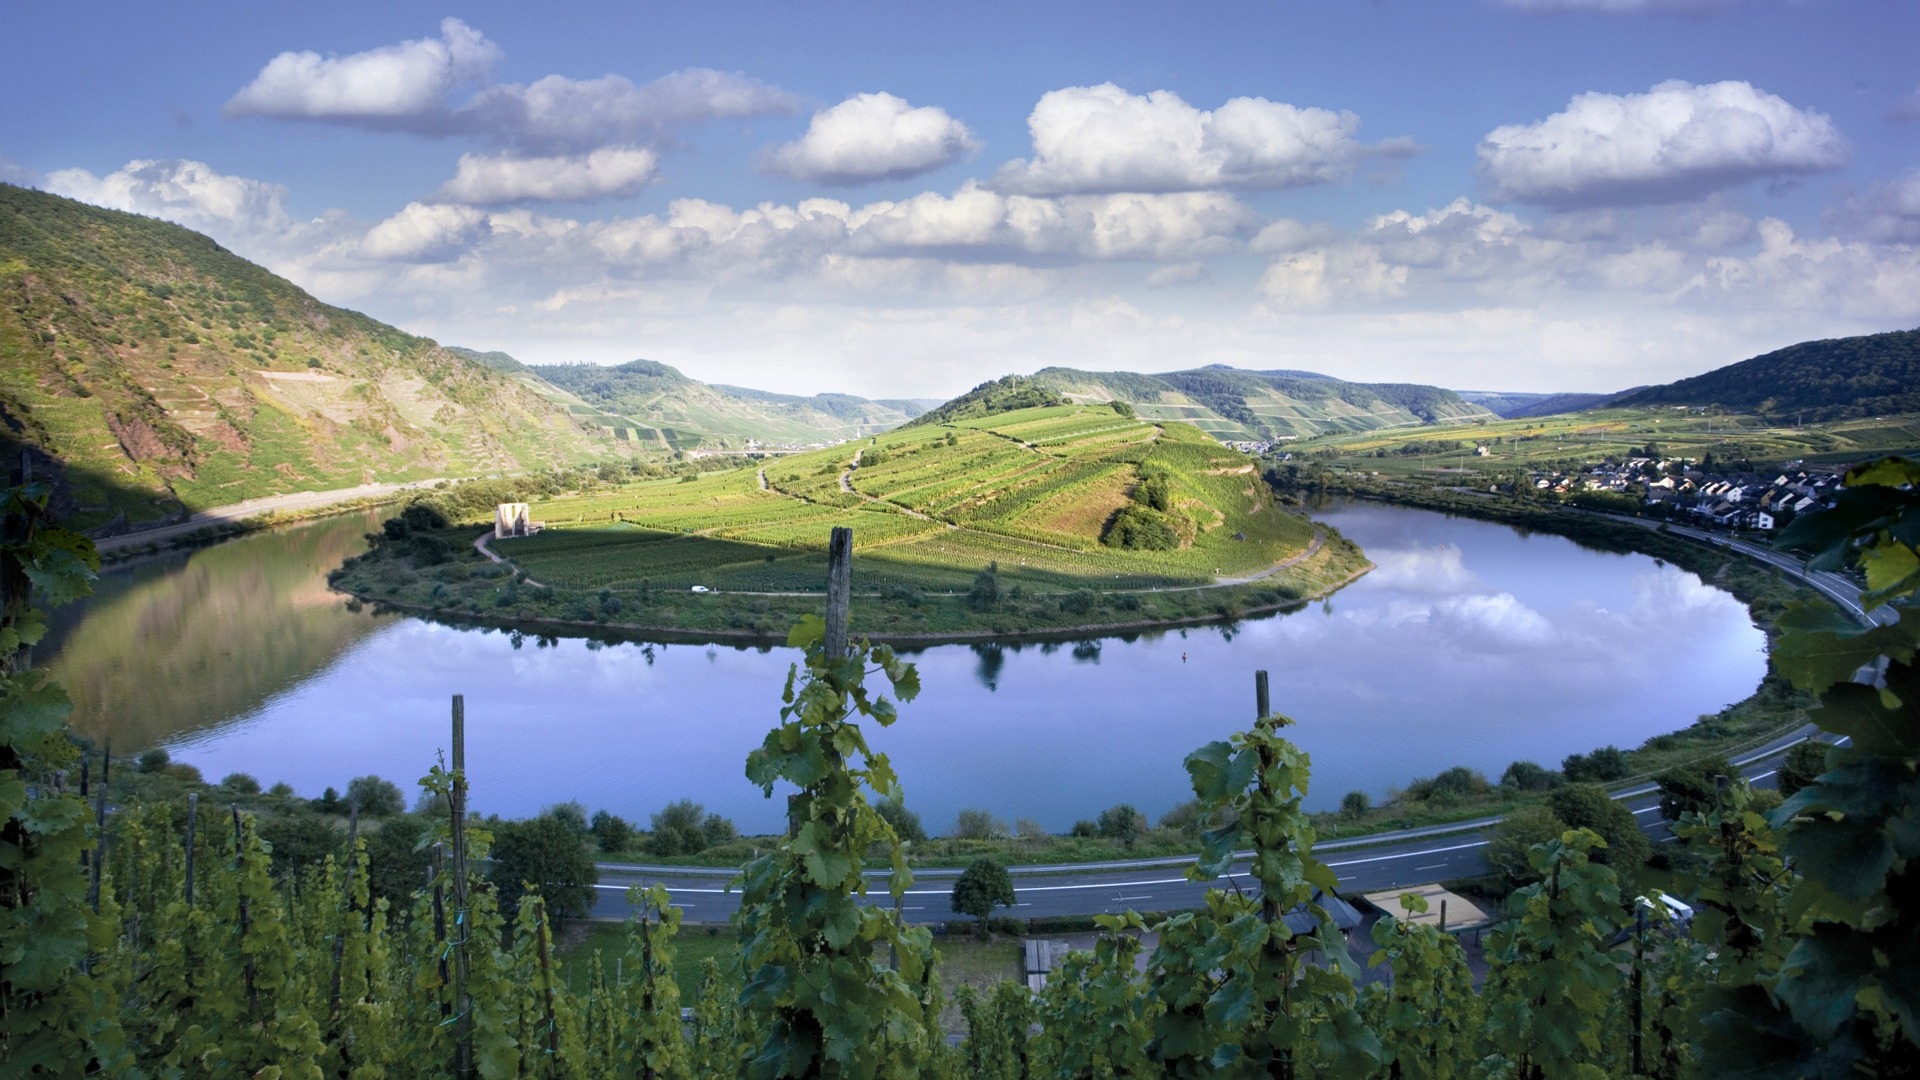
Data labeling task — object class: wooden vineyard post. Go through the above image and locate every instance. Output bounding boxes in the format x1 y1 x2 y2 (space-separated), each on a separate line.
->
329 801 361 1027
1254 669 1278 930
431 842 451 1019
89 738 109 912
233 804 259 1017
450 695 474 1080
794 525 854 839
184 792 198 907
824 526 852 660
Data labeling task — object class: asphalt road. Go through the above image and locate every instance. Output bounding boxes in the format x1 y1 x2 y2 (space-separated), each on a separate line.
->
586 725 1836 924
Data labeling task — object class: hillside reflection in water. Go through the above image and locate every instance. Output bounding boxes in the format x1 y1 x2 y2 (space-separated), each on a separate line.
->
51 500 1764 833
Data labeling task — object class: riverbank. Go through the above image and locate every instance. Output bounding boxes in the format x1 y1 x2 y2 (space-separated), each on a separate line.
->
331 527 1375 646
94 478 449 563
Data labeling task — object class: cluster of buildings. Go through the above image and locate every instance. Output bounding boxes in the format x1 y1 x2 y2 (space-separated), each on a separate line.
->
1531 458 1843 531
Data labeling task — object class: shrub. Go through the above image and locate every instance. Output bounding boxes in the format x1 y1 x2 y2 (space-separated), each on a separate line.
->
954 808 1000 840
589 810 636 853
137 748 171 773
345 775 406 817
876 798 926 843
544 800 590 835
1069 820 1097 838
1500 760 1561 792
1562 746 1629 783
1547 783 1651 890
650 799 724 856
1096 803 1146 846
1340 791 1371 818
1654 756 1735 821
220 772 262 795
1778 740 1828 797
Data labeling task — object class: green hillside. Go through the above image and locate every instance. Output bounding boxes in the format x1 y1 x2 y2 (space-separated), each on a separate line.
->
1611 327 1920 421
0 184 614 531
534 359 931 451
1023 364 1495 440
902 374 1070 427
338 404 1369 636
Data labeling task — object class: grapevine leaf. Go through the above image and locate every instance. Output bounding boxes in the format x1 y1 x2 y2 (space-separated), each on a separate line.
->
1777 925 1877 1041
787 614 825 650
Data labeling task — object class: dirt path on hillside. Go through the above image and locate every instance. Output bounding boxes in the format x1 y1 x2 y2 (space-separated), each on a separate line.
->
95 478 449 552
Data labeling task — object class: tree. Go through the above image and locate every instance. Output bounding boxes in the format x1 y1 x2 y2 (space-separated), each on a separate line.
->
876 797 926 843
344 774 405 817
1500 760 1561 792
1096 803 1146 846
489 811 598 922
1562 745 1629 782
649 798 714 856
1546 783 1651 890
1340 790 1371 818
220 772 261 795
361 813 433 911
967 562 1002 611
954 808 999 840
1776 740 1827 797
951 857 1017 936
1654 755 1735 821
589 809 635 853
1486 803 1566 892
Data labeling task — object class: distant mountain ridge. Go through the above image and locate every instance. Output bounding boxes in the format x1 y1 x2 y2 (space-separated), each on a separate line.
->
529 359 935 451
1455 390 1617 419
1014 365 1496 439
0 184 610 532
1609 328 1920 421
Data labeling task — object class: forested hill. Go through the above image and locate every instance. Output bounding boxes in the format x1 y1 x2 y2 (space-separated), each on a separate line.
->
530 359 934 451
0 184 610 532
1609 327 1920 421
901 374 1070 427
1021 365 1494 440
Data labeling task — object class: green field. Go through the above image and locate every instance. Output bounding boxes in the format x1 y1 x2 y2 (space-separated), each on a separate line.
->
1281 406 1920 481
502 405 1314 593
334 405 1372 637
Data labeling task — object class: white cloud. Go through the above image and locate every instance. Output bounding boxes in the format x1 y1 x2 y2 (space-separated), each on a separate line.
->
849 183 1256 261
1145 261 1207 288
1479 80 1850 206
226 22 796 148
994 83 1405 195
0 155 33 185
1827 170 1920 243
225 17 498 127
43 158 292 238
765 92 978 184
359 202 492 262
460 69 800 150
435 146 658 204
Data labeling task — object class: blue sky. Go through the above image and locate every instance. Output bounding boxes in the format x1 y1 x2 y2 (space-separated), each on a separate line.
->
5 1 1917 399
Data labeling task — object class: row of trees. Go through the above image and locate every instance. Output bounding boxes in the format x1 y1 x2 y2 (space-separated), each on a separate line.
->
5 458 1917 1075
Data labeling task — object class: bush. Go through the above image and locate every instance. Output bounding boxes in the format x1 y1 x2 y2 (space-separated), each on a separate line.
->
345 775 406 818
490 813 598 921
1096 803 1146 846
1102 506 1179 550
1069 820 1097 838
954 808 1000 840
1486 803 1566 893
1562 746 1629 783
220 772 262 795
1159 799 1204 836
137 748 171 774
1340 791 1371 818
165 763 203 784
544 800 590 836
1500 760 1561 792
649 799 730 857
951 857 1017 936
876 798 926 843
1778 741 1828 797
1654 756 1735 821
1547 783 1651 890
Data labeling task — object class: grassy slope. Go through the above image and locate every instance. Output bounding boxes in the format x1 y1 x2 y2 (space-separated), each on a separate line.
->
534 359 927 451
337 405 1369 638
0 184 613 530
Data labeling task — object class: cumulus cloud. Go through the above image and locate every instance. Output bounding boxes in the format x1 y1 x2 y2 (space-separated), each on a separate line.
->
460 69 799 150
1826 170 1920 243
435 146 658 204
360 202 492 261
225 17 498 127
849 183 1257 261
1479 80 1849 206
225 21 797 148
993 83 1407 195
43 158 292 238
764 92 978 184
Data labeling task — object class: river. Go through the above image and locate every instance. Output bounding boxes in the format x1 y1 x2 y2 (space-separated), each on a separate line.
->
47 500 1765 834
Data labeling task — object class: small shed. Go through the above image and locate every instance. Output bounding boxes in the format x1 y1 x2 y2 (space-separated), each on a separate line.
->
495 503 543 539
1360 884 1492 934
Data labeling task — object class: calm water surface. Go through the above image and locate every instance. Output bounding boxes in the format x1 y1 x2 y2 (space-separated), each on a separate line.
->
51 501 1766 833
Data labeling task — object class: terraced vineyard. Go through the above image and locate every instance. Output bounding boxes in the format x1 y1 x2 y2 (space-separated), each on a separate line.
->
492 405 1324 595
